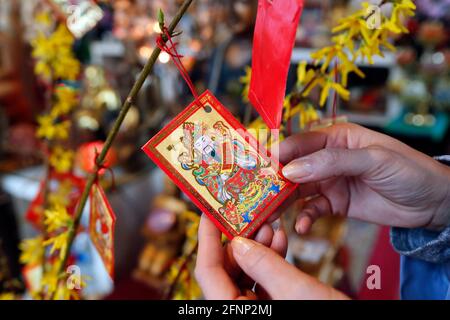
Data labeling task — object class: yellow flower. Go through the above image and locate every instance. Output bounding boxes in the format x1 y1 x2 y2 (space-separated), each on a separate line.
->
34 60 52 80
296 61 308 85
31 24 80 81
36 114 55 139
43 231 70 260
338 60 365 87
52 55 80 80
35 12 52 27
239 66 252 103
31 32 53 60
44 204 72 233
167 261 201 300
51 24 75 48
332 6 368 42
301 73 325 98
0 293 16 300
41 268 60 294
48 179 73 208
51 86 78 117
49 147 74 173
36 115 70 140
319 79 350 107
53 275 88 300
53 284 81 300
311 45 344 73
19 236 44 265
356 38 383 64
298 68 317 89
289 102 320 129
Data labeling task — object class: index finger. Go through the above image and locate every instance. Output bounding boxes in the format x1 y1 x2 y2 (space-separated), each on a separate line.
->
278 130 328 164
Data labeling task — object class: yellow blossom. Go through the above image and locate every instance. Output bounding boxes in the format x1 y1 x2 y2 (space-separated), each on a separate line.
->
54 284 81 300
356 38 383 64
290 103 320 129
44 204 72 233
311 45 342 73
338 61 365 87
318 80 350 107
43 232 70 260
296 61 308 85
167 261 201 300
34 60 52 79
48 179 73 208
391 0 416 32
31 24 80 81
0 293 16 300
332 6 368 42
51 86 78 117
51 24 75 48
301 73 325 98
49 147 74 173
41 268 60 294
53 275 88 300
35 12 52 27
32 32 53 60
52 55 80 80
19 236 44 265
297 67 317 89
36 115 70 140
239 66 252 103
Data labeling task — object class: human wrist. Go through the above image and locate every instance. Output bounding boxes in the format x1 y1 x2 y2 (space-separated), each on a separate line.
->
426 165 450 232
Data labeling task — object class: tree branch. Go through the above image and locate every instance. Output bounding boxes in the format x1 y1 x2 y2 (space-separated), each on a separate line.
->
48 0 195 299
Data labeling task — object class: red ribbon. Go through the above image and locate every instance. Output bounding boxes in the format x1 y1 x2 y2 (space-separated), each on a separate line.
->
94 148 116 191
156 27 203 108
249 0 304 130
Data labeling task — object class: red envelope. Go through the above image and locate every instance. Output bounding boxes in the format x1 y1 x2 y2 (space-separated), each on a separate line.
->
249 0 304 129
89 183 116 279
142 91 297 239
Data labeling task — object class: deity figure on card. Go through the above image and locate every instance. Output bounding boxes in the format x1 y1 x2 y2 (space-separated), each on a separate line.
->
177 121 283 232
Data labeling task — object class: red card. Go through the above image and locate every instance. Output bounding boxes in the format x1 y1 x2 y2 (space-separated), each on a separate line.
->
249 0 304 129
89 183 116 278
142 91 297 239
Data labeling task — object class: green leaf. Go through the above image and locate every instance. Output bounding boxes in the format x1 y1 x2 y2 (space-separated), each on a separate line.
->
158 9 165 28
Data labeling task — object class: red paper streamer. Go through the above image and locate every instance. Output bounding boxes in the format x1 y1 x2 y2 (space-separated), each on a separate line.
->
249 0 304 130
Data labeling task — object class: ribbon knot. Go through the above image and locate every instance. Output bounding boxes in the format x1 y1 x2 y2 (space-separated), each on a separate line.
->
156 27 203 109
94 149 116 191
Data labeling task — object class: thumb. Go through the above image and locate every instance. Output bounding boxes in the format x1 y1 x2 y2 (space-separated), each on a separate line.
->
282 147 386 183
231 237 347 300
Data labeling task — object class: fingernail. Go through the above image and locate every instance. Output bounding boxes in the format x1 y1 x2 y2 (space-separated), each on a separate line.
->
282 160 313 181
231 237 254 256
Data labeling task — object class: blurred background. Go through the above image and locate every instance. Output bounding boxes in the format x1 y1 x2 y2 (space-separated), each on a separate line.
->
0 0 450 300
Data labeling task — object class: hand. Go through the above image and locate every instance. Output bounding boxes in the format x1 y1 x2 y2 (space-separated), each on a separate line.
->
279 123 450 233
195 215 347 300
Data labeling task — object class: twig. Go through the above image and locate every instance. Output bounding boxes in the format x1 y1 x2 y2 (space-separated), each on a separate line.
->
48 0 195 299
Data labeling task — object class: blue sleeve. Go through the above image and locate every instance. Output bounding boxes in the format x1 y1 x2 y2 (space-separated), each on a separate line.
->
390 225 450 263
